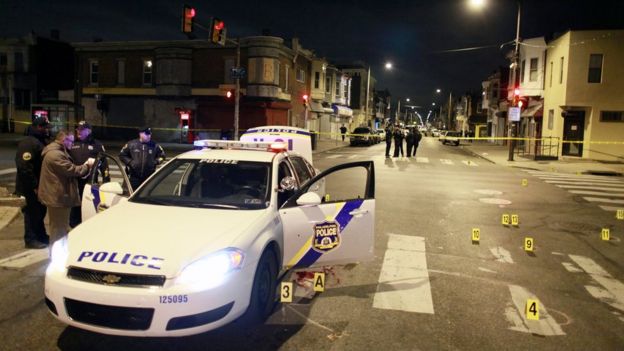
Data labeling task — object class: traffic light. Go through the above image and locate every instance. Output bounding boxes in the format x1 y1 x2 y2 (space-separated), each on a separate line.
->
512 87 521 107
181 5 196 34
211 18 226 45
226 90 233 98
302 94 309 105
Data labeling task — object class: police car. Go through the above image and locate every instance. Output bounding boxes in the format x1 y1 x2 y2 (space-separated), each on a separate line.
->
45 126 375 336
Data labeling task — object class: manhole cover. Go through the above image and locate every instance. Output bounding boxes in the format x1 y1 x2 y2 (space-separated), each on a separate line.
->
479 198 512 205
474 189 503 195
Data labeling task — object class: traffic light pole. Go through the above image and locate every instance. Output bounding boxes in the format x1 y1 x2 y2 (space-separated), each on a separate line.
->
508 1 521 162
234 38 241 140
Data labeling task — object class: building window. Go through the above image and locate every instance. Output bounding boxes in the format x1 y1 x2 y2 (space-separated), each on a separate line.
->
116 59 125 85
335 79 340 98
588 54 603 83
285 65 290 92
15 52 24 72
325 76 331 94
296 68 305 83
548 109 554 130
89 60 99 85
143 59 153 85
549 61 553 87
600 111 623 122
559 57 564 84
314 72 320 89
13 89 30 110
529 58 538 82
520 60 525 83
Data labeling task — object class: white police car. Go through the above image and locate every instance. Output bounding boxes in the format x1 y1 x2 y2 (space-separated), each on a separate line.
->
45 126 375 336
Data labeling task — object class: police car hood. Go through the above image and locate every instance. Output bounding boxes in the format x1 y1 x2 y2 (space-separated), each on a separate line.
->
67 201 268 277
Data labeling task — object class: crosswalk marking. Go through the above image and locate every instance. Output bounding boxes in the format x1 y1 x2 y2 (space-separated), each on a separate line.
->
416 157 429 163
569 255 624 312
0 168 16 175
0 249 49 268
569 190 624 197
326 154 342 159
347 155 358 159
555 185 624 192
582 197 624 204
599 205 623 212
506 285 566 336
373 234 434 314
440 159 454 165
490 246 514 264
545 180 624 188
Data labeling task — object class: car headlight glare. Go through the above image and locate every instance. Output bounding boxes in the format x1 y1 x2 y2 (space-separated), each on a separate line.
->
47 237 69 274
177 248 244 289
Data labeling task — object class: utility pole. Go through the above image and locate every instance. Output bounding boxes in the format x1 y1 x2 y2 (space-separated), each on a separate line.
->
508 1 521 161
234 38 241 140
365 66 371 127
447 91 452 130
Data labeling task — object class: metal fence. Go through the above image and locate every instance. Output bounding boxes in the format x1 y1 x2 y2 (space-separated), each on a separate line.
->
515 136 559 160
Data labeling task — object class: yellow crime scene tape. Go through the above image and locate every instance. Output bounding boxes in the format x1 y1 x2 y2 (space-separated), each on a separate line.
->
14 120 624 144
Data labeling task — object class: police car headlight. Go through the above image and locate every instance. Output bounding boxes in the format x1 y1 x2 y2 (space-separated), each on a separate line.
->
177 248 245 289
47 237 69 274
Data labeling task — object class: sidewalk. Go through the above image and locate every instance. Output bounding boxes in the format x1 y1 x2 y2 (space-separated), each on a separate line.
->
460 141 624 176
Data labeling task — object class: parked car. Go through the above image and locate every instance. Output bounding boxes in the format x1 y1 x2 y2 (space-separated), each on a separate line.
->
441 131 461 146
431 129 440 137
374 129 386 143
350 127 376 146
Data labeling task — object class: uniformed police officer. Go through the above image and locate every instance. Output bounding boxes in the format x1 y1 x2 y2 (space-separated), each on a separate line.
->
68 121 110 228
15 116 50 249
119 127 165 191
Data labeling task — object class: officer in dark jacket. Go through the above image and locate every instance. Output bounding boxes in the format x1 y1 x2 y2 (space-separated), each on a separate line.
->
406 128 415 157
15 117 50 248
413 130 422 156
384 125 393 157
392 126 404 157
119 127 165 191
68 121 110 228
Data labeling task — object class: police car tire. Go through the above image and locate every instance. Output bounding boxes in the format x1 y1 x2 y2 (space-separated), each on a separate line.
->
245 248 278 323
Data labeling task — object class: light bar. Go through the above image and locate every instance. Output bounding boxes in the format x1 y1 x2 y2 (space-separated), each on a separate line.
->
193 139 287 153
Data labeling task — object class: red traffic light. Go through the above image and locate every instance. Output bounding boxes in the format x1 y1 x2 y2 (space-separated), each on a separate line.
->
188 8 196 18
302 94 309 102
514 88 521 96
182 5 195 34
214 20 224 31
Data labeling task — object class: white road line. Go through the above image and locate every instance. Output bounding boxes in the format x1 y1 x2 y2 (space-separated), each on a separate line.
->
347 155 358 159
0 168 16 175
373 234 434 314
506 285 566 336
569 190 624 197
599 205 623 212
539 177 624 184
326 154 342 159
478 267 497 274
0 207 19 231
556 185 624 192
490 246 514 264
416 157 429 163
440 159 454 165
562 262 583 273
583 197 624 204
569 255 624 312
545 181 624 188
462 160 478 167
526 170 622 179
0 249 49 268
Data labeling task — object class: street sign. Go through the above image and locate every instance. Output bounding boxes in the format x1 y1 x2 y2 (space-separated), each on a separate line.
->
230 67 246 79
509 107 521 122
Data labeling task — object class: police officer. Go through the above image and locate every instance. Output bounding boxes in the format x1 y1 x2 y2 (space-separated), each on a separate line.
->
68 121 109 228
384 125 393 157
15 116 50 248
119 127 165 191
392 125 404 157
406 128 415 157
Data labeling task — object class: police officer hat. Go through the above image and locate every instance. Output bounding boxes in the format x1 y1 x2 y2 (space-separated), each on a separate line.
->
139 126 152 135
32 116 49 127
77 121 92 130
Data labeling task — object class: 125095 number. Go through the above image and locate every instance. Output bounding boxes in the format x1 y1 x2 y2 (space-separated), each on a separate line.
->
159 295 188 304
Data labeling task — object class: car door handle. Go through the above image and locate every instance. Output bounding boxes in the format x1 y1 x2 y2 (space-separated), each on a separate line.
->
349 209 368 216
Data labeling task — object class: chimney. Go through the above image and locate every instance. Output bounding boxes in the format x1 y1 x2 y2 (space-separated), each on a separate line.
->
50 29 60 40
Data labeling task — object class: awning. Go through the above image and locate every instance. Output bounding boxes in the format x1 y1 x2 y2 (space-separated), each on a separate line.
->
521 103 543 117
310 101 325 113
332 104 353 117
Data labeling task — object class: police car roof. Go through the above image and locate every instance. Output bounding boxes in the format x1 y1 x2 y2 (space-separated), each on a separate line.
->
178 148 283 163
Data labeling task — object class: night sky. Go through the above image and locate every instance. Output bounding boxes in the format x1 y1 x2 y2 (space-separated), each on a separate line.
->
2 0 623 107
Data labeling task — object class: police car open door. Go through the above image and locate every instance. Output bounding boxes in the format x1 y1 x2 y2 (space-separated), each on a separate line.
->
81 153 133 221
280 161 375 269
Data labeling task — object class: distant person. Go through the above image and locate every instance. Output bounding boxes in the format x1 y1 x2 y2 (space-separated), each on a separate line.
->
340 124 347 141
38 130 94 246
393 126 404 157
413 129 422 156
406 128 415 157
15 117 50 249
384 125 393 157
119 127 165 191
68 121 110 228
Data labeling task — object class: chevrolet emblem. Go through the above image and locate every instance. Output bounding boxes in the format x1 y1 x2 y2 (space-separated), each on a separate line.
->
102 274 121 284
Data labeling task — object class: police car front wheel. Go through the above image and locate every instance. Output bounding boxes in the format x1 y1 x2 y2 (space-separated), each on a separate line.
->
244 248 278 323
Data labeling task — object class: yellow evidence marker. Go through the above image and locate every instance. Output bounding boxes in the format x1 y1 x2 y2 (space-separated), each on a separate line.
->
521 179 528 187
502 214 510 226
472 228 480 242
511 214 519 226
324 194 331 202
280 282 293 303
526 299 540 320
616 209 624 220
313 272 325 292
524 237 534 252
601 228 610 241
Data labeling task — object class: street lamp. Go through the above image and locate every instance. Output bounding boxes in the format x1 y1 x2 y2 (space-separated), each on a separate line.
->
385 62 393 70
436 89 441 93
365 61 394 129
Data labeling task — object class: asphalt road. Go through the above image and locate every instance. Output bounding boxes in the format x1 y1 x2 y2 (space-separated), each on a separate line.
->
0 137 623 350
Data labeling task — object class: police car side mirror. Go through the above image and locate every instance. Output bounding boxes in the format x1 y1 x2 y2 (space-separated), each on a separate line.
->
296 192 321 206
99 181 124 195
279 176 297 192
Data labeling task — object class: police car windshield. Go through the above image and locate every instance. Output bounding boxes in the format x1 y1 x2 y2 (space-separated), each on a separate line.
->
130 159 271 210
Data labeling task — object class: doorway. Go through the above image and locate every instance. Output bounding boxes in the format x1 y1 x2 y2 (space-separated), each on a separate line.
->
562 111 585 157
